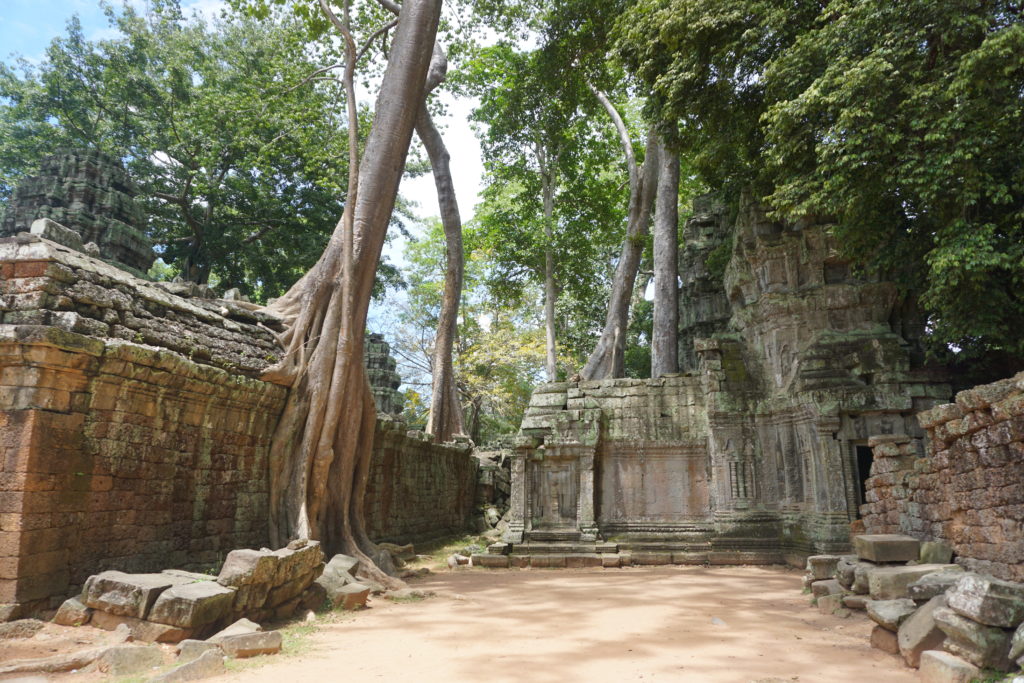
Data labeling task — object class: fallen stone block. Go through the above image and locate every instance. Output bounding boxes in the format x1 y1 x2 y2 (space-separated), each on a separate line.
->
946 573 1024 628
176 639 222 664
300 581 327 612
53 597 92 626
919 541 954 565
866 599 917 631
219 631 283 658
909 572 964 604
810 579 842 598
0 619 45 639
867 564 960 600
934 605 1013 671
90 611 193 643
917 650 979 683
148 581 236 629
151 648 225 683
898 595 947 668
327 582 370 610
217 549 279 589
272 540 324 586
870 624 900 654
266 571 316 608
1010 621 1024 665
806 555 840 581
207 618 262 644
835 555 862 589
96 644 164 676
843 595 869 610
817 593 844 615
324 553 362 579
0 646 107 675
852 563 873 594
854 534 921 563
82 571 187 619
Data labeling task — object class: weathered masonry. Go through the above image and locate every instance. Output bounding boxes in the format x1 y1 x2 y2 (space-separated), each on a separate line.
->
485 197 952 567
0 152 476 619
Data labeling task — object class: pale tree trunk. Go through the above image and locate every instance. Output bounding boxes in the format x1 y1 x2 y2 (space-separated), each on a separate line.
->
581 87 660 380
538 145 558 381
261 0 442 587
651 136 679 377
415 44 465 442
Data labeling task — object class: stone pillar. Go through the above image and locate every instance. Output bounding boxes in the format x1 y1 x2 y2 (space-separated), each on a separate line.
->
502 437 534 544
577 453 598 541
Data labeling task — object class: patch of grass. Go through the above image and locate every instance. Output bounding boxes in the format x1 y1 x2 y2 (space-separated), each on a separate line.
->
386 593 426 603
405 533 494 570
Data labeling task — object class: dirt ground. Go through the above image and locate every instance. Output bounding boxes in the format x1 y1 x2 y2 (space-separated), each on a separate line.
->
216 565 917 683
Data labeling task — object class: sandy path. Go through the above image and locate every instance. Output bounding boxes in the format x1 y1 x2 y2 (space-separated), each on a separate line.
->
218 565 916 683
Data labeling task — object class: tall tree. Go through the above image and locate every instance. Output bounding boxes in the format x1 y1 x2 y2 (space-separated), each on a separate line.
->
260 0 442 584
651 133 680 378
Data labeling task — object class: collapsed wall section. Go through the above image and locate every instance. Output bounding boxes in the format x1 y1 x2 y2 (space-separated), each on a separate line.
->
862 372 1024 581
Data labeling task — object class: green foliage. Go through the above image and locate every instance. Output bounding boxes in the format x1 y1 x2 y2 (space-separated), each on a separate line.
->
0 2 403 302
616 0 1024 363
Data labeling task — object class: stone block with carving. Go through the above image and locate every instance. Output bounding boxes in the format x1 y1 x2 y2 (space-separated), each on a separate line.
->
806 555 840 580
933 605 1013 671
946 573 1024 628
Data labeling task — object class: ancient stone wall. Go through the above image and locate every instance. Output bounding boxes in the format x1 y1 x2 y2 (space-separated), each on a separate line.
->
862 372 1024 581
364 418 477 545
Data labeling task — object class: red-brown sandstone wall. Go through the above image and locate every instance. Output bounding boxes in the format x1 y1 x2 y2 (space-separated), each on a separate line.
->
862 372 1024 581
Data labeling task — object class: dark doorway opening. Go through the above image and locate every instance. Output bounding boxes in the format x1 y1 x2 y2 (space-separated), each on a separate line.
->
854 445 874 516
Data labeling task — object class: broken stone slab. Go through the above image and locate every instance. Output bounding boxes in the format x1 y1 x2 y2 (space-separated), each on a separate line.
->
866 599 917 631
946 572 1024 628
810 579 842 599
82 571 189 619
0 618 45 639
870 624 900 654
95 644 164 676
0 646 108 675
898 595 948 668
30 218 84 252
272 540 324 586
53 597 92 626
176 639 221 664
206 618 262 644
917 650 980 683
323 553 361 579
843 595 869 610
817 593 844 615
909 572 965 604
834 555 862 589
919 541 954 565
219 631 283 658
806 555 840 581
217 549 279 589
90 610 194 643
151 648 225 683
933 605 1013 671
854 534 921 563
324 582 370 610
868 564 961 600
148 581 236 629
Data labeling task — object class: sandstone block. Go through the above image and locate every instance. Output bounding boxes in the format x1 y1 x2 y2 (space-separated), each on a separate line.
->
323 554 361 580
151 648 225 683
96 644 163 676
868 564 960 600
866 599 917 631
908 572 964 604
90 610 193 643
933 605 1013 671
870 624 900 654
918 650 980 683
817 593 844 615
843 595 869 610
920 541 954 565
219 631 283 658
327 582 370 610
176 639 221 664
207 618 262 644
472 554 509 568
148 582 235 629
82 571 185 619
1010 621 1024 664
299 582 327 612
565 554 602 568
0 619 44 639
217 549 278 589
854 534 921 563
946 573 1024 628
810 579 842 598
53 597 92 626
806 555 840 580
601 554 621 568
852 563 873 594
835 555 861 589
898 595 947 668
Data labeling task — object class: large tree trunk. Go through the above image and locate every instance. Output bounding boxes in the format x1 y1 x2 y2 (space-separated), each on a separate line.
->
581 91 660 380
261 0 442 587
539 149 558 381
418 46 466 443
651 137 680 378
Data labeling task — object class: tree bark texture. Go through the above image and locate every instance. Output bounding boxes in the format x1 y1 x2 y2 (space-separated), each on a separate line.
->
418 44 466 442
261 0 442 587
651 137 680 377
539 147 558 381
580 106 661 380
